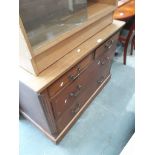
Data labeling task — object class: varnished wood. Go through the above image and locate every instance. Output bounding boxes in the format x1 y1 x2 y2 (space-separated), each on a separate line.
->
19 20 125 93
19 17 124 143
51 56 95 121
47 54 93 98
39 90 58 134
55 74 111 143
51 32 119 124
113 0 135 20
19 18 39 75
55 57 113 132
94 32 119 59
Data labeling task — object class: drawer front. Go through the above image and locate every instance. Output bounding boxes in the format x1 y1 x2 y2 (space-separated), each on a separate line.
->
51 62 97 120
47 54 93 98
94 32 119 59
51 79 85 120
56 60 109 132
52 33 118 133
56 100 81 133
95 49 114 79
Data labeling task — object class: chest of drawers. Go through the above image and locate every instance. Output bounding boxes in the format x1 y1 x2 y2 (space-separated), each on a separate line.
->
19 20 125 143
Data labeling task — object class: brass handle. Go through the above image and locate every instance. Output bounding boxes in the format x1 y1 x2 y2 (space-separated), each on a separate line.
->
105 39 113 49
101 57 110 65
68 66 81 81
106 57 110 62
69 85 82 97
71 103 80 115
97 76 104 84
101 61 105 65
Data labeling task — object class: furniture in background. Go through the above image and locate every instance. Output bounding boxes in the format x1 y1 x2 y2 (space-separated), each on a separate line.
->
118 0 130 7
19 0 125 143
119 19 135 64
114 0 135 65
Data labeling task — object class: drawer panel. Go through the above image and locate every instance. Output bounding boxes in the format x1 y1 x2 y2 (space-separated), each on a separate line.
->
94 32 119 59
51 79 85 120
47 54 93 98
52 50 115 121
54 32 119 132
56 60 110 132
56 101 81 133
95 49 114 79
51 57 105 120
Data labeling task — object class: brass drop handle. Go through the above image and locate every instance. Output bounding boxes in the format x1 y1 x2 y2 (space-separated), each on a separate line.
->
71 103 80 115
101 61 105 65
97 76 104 84
69 85 82 97
101 57 110 65
105 39 113 49
68 66 81 81
105 57 110 63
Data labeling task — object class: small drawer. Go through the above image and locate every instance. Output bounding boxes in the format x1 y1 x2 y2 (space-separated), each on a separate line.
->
95 43 115 76
95 56 112 80
47 54 93 98
94 32 119 59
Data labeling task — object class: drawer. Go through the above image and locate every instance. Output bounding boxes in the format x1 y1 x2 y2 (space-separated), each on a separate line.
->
94 32 119 59
95 52 114 79
47 54 93 98
51 79 85 120
56 100 82 133
56 59 110 132
51 57 105 120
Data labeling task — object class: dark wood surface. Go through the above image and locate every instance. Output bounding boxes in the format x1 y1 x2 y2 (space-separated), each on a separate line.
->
55 60 110 132
20 31 120 143
94 32 119 59
53 32 119 132
47 54 93 98
113 0 135 20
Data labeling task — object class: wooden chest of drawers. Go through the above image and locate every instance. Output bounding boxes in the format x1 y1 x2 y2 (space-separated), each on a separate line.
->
19 20 125 144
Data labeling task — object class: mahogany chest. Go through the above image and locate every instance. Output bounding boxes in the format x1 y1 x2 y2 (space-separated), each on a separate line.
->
19 21 125 143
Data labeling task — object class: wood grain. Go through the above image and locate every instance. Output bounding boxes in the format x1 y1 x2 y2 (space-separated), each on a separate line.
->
55 74 111 143
114 0 135 20
20 28 121 143
19 20 125 93
47 54 93 98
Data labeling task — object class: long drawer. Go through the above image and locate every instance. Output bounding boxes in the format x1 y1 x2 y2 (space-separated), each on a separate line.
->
94 32 119 59
47 54 93 98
